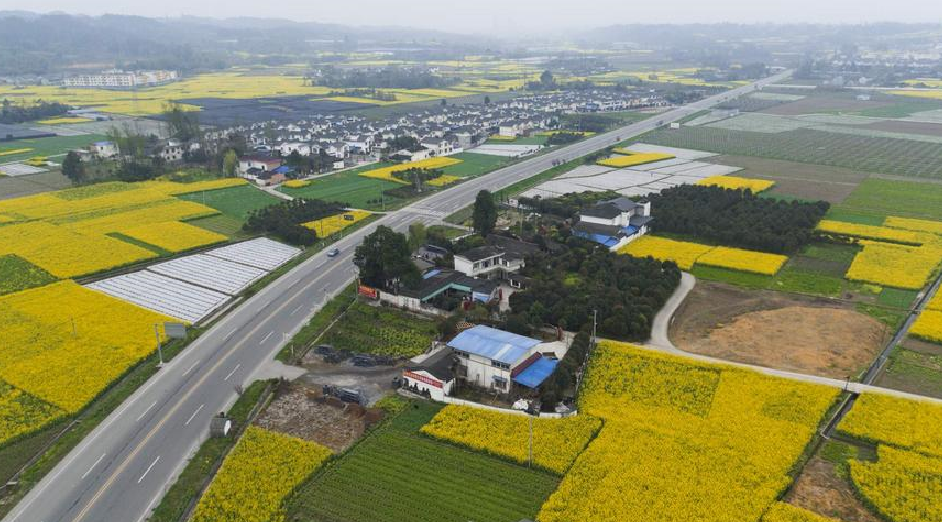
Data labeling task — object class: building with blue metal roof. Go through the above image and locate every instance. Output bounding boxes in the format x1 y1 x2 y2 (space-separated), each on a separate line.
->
448 325 558 394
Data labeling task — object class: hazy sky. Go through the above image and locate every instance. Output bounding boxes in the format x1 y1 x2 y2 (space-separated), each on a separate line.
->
6 0 942 34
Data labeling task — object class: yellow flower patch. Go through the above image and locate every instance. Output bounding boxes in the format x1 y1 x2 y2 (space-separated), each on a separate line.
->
537 341 838 522
883 216 942 236
117 221 227 253
420 405 601 474
191 427 332 522
850 445 942 522
425 174 461 187
36 117 93 125
697 175 775 193
0 147 33 157
845 241 942 290
0 281 176 412
619 236 786 274
597 150 675 168
282 179 311 188
0 379 67 447
303 210 371 237
840 393 942 457
358 157 463 183
817 220 932 246
697 246 788 275
911 310 942 344
618 235 712 269
0 221 156 278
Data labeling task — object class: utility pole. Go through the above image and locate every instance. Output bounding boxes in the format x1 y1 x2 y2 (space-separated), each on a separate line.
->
528 413 534 469
592 309 598 342
154 324 164 366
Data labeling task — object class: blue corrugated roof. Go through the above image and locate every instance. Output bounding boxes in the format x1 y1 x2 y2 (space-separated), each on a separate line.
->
449 325 541 365
513 357 558 388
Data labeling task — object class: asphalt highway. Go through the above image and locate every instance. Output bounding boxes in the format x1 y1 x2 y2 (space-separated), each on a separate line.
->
4 70 791 522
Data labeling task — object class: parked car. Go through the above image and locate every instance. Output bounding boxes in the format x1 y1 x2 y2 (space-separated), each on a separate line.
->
327 248 340 257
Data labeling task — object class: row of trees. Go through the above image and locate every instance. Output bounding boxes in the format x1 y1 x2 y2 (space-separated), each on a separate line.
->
243 199 347 246
518 190 620 220
314 66 456 90
0 100 70 124
508 245 682 341
536 329 591 409
648 185 830 255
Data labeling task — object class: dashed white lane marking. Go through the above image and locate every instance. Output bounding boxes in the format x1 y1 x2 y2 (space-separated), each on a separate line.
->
135 401 157 422
261 331 273 343
183 404 204 427
81 453 106 480
223 364 241 381
137 456 160 484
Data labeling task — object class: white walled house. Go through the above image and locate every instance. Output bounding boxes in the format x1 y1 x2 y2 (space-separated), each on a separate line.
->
402 348 455 401
449 326 562 394
573 197 653 251
453 246 524 280
278 142 312 157
238 156 282 176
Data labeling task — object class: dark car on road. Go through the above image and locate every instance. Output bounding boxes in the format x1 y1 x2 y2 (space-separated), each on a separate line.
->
327 247 340 257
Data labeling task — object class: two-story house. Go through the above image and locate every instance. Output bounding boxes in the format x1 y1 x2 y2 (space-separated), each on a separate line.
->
573 197 653 250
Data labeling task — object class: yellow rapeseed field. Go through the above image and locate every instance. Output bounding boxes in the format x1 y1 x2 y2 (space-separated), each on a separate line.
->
282 179 310 188
359 157 463 183
191 426 332 522
926 291 942 312
420 405 602 474
911 310 942 344
839 393 942 458
0 179 244 277
697 175 776 193
697 246 788 275
0 147 33 157
425 174 461 187
845 240 942 290
761 503 841 522
618 235 712 269
597 150 674 168
884 216 942 235
619 236 786 274
816 220 932 246
0 379 66 447
303 210 371 237
850 445 942 522
537 341 838 522
0 281 175 413
117 221 227 252
36 117 93 125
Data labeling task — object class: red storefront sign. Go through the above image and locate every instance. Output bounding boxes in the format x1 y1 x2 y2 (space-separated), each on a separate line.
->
358 285 379 299
404 371 443 389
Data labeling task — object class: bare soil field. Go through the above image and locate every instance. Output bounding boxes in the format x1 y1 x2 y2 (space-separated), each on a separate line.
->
785 457 882 522
671 282 885 378
704 154 864 203
865 120 942 137
254 383 381 453
760 98 892 116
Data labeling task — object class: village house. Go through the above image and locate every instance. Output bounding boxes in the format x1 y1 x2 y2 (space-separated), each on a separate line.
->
573 197 653 250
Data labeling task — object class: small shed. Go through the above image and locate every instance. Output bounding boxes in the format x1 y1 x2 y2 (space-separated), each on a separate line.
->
210 413 233 438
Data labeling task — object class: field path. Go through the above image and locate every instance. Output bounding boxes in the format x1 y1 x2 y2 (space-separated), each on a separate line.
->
643 272 942 405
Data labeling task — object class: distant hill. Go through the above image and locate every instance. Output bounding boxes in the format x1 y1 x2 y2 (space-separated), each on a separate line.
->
0 12 484 76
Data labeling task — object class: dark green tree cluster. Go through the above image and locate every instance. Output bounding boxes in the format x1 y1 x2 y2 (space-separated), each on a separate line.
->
518 190 621 220
391 167 444 192
545 132 584 146
61 151 86 184
0 100 70 124
648 185 830 254
354 226 420 290
243 198 347 246
509 247 681 341
472 190 498 236
538 330 591 408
